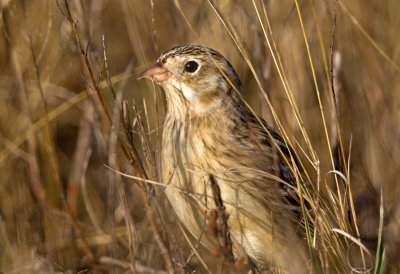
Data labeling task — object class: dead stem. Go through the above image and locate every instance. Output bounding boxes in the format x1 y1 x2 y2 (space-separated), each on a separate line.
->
209 174 234 264
67 101 94 215
58 1 174 271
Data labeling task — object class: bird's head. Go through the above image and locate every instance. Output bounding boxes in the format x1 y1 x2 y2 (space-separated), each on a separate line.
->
138 45 242 117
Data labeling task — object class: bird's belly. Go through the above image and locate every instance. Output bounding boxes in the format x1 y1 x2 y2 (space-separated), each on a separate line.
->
161 128 294 269
162 146 283 263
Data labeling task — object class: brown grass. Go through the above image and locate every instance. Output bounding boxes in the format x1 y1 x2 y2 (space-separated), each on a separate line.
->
0 0 399 273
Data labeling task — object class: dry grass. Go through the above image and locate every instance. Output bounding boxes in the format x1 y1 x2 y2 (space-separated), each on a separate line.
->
0 0 399 273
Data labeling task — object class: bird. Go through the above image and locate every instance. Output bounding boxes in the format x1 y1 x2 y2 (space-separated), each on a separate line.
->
138 45 309 273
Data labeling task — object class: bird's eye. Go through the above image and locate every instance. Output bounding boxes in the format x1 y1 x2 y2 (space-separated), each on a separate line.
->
184 60 199 73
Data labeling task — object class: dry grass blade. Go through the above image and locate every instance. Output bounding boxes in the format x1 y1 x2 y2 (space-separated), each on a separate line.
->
99 256 168 274
338 0 400 72
331 228 372 257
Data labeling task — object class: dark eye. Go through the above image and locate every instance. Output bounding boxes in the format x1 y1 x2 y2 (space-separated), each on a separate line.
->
184 60 199 73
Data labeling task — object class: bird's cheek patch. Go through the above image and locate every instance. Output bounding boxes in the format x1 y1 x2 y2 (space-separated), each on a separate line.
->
180 84 196 102
170 78 197 103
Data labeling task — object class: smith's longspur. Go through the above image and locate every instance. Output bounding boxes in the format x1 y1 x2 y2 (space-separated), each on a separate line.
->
138 45 309 272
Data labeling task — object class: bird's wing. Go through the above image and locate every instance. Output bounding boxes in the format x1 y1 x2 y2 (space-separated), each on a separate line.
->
249 115 307 220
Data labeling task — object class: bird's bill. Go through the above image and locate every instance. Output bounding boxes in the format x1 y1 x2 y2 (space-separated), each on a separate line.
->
137 62 172 82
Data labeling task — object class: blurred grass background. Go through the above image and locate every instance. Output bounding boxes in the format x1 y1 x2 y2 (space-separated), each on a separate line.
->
0 0 399 273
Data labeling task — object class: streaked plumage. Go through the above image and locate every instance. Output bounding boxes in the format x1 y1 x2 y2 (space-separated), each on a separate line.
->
139 45 308 272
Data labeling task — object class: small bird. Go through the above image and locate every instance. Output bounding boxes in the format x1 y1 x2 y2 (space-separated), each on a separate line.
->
138 45 308 272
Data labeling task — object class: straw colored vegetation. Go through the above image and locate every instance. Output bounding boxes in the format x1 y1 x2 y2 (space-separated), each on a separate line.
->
0 0 398 273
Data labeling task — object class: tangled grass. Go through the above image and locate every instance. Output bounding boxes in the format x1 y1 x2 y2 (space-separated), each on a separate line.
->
0 0 398 273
